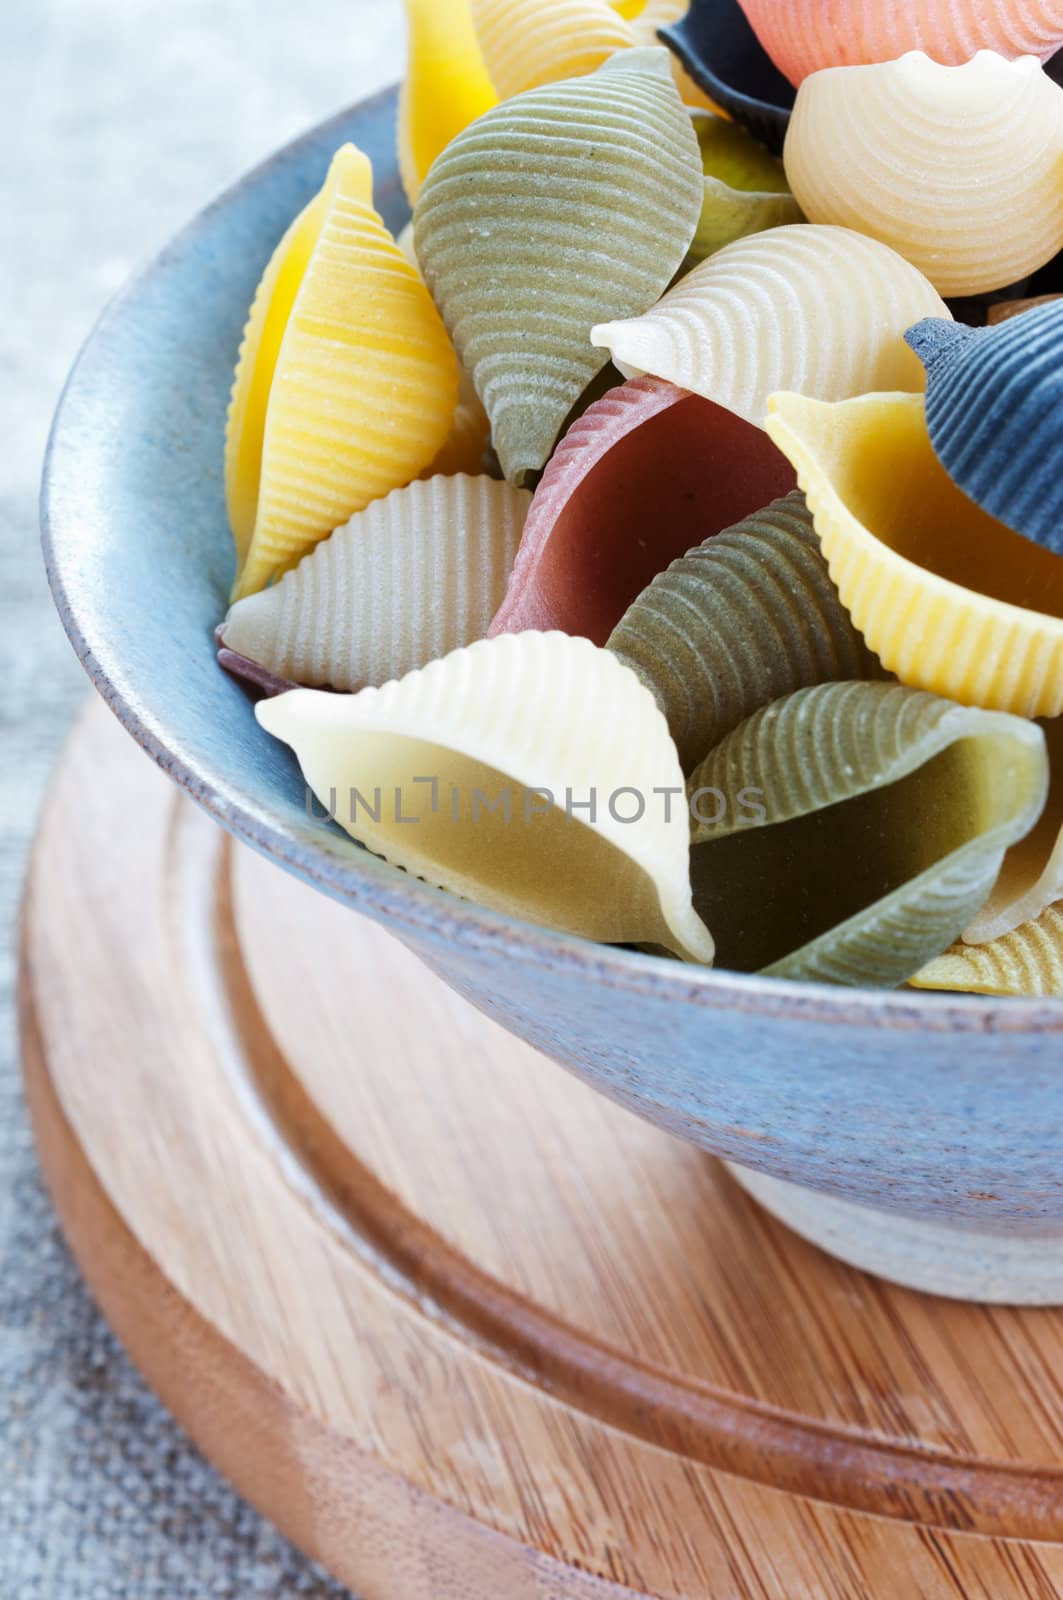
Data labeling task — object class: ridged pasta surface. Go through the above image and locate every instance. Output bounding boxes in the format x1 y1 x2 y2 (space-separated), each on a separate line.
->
913 906 1063 995
592 224 947 427
489 374 795 643
226 145 459 601
414 48 703 483
907 305 1063 556
471 0 635 97
221 475 530 692
608 492 883 771
739 0 1063 85
687 681 1047 985
396 223 492 474
766 391 1063 717
257 633 716 963
784 53 1063 296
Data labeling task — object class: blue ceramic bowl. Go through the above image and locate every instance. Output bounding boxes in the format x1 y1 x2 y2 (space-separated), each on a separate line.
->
41 89 1063 1302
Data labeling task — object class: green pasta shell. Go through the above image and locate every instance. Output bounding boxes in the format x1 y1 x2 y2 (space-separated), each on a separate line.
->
607 492 883 773
413 47 703 485
687 681 1048 987
689 111 802 264
691 182 802 264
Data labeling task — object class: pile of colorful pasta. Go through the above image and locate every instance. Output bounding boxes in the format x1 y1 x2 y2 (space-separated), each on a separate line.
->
217 0 1063 997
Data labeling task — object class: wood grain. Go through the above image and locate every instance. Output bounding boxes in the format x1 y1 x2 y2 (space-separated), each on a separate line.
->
19 700 1063 1598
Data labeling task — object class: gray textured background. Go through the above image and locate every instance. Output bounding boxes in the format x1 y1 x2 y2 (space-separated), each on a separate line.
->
2 3 402 1591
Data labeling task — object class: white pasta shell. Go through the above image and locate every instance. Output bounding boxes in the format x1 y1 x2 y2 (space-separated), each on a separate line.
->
592 223 948 427
783 52 1063 296
257 632 716 963
222 475 530 692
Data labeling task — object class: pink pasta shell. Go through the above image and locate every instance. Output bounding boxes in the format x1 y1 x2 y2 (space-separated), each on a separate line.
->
488 375 796 645
739 0 1063 85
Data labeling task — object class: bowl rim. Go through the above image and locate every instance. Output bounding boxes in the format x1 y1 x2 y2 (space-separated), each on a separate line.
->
39 85 1063 1036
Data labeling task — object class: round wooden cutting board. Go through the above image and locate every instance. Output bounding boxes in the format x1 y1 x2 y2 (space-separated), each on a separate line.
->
19 701 1063 1599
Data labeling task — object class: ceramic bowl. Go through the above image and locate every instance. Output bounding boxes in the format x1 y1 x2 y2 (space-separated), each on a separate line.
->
41 89 1063 1304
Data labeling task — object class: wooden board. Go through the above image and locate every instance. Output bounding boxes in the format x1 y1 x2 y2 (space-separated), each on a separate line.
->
19 700 1063 1599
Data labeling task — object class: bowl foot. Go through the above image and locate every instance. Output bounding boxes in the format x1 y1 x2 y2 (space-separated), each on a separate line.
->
727 1164 1063 1304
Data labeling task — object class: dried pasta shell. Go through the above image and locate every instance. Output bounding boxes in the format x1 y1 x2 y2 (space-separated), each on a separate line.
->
618 0 718 107
688 682 1047 985
470 0 635 98
659 0 795 153
738 0 1063 86
394 219 418 270
765 391 1063 718
414 48 703 485
227 145 459 601
591 225 947 428
395 223 493 475
988 294 1063 325
906 306 1063 556
621 0 687 28
220 475 529 692
670 60 721 111
256 632 716 963
398 0 497 205
783 53 1063 298
693 108 792 194
216 649 297 700
489 375 795 643
608 492 883 771
689 111 802 262
691 184 801 262
425 368 492 477
913 906 1063 995
964 718 1063 942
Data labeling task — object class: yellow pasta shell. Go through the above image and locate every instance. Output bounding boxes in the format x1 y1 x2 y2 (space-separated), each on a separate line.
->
592 225 947 428
765 391 1063 718
425 369 492 478
913 906 1063 996
395 222 492 475
256 633 716 963
398 0 497 205
783 52 1063 297
620 0 687 25
471 0 635 98
965 717 1063 942
226 144 459 601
